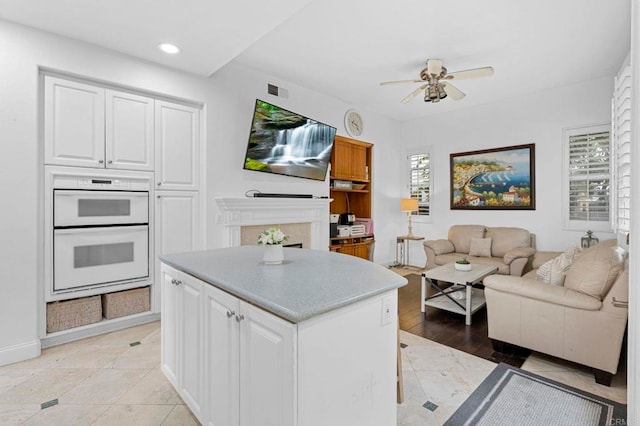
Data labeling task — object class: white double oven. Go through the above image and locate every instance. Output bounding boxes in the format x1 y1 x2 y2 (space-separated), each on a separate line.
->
44 166 153 301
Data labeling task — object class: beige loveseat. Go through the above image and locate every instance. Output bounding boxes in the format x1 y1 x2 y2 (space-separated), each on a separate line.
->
484 240 628 386
423 225 536 276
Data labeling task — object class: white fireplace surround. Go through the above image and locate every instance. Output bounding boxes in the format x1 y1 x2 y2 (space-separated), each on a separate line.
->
215 197 330 250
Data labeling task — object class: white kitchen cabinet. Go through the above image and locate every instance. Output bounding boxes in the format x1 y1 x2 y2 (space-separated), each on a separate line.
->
44 76 154 171
155 101 200 190
105 89 154 171
160 267 204 421
239 301 295 426
154 191 200 312
44 76 105 168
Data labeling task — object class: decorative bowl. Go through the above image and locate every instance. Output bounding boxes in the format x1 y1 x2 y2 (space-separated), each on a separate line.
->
454 262 472 272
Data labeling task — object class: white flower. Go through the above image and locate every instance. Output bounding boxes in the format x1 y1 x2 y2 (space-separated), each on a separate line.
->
258 225 288 245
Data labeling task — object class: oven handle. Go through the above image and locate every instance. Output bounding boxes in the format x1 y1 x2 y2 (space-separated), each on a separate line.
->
54 224 149 234
54 191 149 197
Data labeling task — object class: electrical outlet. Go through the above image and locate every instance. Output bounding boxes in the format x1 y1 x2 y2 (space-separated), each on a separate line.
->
381 296 393 326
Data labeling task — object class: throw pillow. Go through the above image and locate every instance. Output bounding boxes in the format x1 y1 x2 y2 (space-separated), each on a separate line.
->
469 237 492 258
564 240 625 299
536 245 582 286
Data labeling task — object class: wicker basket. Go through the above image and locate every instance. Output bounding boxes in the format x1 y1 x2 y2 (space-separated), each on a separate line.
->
102 286 150 320
47 295 102 333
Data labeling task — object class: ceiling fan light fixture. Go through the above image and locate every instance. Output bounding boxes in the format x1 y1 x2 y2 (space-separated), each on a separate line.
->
424 84 447 103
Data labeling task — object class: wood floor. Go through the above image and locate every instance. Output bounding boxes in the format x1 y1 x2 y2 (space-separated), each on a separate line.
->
398 273 530 367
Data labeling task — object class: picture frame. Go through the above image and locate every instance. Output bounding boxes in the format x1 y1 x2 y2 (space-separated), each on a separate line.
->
450 143 535 210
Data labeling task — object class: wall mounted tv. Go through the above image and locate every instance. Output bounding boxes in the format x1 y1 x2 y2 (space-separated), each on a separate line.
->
242 99 337 181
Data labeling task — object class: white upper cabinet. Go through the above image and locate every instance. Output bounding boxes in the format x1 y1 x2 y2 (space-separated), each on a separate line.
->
44 76 155 171
105 89 154 171
155 101 200 190
44 76 105 168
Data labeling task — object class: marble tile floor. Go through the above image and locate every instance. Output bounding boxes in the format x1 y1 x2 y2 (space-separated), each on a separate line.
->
0 290 626 425
0 321 198 425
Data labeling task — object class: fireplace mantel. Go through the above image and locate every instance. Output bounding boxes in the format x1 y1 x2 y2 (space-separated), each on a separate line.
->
215 197 330 250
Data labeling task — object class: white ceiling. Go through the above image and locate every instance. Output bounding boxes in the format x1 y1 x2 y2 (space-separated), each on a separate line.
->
0 0 631 121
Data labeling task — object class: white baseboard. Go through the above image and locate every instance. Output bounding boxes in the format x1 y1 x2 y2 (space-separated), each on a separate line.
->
0 339 41 367
41 312 160 349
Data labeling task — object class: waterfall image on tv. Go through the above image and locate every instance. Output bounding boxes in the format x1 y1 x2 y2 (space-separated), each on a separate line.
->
243 99 337 181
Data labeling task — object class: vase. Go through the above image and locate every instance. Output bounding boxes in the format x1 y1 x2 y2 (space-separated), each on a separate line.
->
263 244 284 265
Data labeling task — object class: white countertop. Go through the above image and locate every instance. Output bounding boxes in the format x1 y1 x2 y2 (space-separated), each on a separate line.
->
160 246 407 323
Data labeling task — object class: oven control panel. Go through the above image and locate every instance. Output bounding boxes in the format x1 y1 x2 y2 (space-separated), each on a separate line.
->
78 177 130 189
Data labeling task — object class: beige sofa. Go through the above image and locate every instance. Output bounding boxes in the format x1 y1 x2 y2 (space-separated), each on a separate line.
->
423 225 536 276
484 240 628 386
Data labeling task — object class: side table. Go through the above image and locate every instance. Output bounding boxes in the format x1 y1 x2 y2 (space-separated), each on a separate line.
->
394 235 424 267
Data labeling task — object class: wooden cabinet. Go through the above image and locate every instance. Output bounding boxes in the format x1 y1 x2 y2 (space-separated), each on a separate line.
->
163 264 295 426
44 76 154 171
155 101 200 190
160 267 204 420
331 137 369 181
330 136 373 259
330 235 375 260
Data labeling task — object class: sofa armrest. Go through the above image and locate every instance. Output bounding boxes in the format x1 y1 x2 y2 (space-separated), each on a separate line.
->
423 239 455 270
503 246 536 265
424 239 455 255
531 251 562 269
484 275 602 310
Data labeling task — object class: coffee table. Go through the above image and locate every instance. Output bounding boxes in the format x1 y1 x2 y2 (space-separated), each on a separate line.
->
421 263 498 325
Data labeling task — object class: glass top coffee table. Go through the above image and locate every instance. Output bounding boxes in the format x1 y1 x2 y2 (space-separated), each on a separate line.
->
421 263 498 325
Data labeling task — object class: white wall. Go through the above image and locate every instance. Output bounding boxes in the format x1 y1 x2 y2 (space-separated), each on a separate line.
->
401 77 615 266
205 61 403 261
0 20 402 363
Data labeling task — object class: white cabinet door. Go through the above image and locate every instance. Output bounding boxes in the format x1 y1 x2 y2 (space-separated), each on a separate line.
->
44 76 105 168
179 275 204 421
160 267 180 389
154 191 199 312
155 101 200 190
239 301 295 426
105 90 154 171
204 284 240 426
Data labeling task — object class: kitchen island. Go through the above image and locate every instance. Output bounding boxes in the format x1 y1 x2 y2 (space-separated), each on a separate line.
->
160 246 407 426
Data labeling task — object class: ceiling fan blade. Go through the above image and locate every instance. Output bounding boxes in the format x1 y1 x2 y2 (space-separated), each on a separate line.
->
427 59 443 75
442 82 465 100
446 66 494 80
380 79 423 86
401 84 428 104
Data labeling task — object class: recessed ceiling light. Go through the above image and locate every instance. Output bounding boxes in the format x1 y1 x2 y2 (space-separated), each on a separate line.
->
158 43 180 54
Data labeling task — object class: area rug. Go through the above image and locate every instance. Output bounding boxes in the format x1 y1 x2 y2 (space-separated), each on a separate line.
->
399 273 530 367
445 363 627 426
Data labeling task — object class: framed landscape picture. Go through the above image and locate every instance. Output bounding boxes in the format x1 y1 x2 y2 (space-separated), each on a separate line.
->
450 143 535 210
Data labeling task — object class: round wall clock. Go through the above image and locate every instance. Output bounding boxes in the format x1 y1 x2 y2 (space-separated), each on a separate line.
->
344 109 363 137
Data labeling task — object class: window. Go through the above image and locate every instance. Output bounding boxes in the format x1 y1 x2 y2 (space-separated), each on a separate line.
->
612 58 631 234
407 149 432 219
563 124 611 231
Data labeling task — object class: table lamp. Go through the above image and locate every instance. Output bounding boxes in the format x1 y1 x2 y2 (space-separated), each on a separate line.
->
401 198 419 237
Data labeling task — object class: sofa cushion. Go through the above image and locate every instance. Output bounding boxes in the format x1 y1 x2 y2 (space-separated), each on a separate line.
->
564 240 625 300
536 245 581 286
448 225 485 254
469 237 492 257
484 275 602 310
423 239 455 255
486 227 531 257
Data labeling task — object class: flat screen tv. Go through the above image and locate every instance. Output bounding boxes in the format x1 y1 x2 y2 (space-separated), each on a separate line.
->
242 99 337 181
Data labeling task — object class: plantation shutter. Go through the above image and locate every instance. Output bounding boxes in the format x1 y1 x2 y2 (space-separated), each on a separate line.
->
612 60 631 233
409 153 430 216
567 131 610 222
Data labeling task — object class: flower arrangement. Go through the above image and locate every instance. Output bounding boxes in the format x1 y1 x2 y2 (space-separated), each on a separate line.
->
258 225 288 245
456 258 470 265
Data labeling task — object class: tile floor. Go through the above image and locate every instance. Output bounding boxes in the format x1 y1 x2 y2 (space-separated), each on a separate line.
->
0 269 627 425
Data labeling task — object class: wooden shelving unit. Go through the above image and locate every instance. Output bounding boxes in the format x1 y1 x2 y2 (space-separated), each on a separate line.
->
329 136 374 260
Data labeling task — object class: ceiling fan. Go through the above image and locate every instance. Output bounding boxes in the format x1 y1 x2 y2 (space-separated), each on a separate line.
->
380 59 494 103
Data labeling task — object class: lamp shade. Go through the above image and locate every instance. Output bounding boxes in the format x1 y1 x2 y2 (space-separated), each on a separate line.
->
400 198 419 212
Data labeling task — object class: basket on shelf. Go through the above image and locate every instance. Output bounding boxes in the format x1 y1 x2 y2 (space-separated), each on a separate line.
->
46 295 102 333
101 286 150 320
